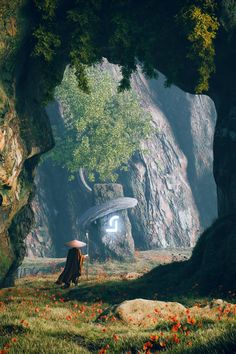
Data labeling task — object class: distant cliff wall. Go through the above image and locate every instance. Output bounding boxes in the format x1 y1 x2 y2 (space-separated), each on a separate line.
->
119 66 217 249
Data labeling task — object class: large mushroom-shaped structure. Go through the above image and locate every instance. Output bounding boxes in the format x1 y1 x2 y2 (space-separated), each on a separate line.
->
79 197 137 229
79 182 137 260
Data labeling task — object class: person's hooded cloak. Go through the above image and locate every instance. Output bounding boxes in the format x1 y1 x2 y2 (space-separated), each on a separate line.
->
57 248 84 284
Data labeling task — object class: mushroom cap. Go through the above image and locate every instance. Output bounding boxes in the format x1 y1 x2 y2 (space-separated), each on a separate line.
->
79 197 138 229
64 240 86 248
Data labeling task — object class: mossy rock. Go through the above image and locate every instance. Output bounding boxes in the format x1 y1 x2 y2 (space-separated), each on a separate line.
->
0 247 11 280
0 87 9 123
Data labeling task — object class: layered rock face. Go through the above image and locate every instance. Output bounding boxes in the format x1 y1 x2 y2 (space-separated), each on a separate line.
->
25 103 92 258
0 3 58 285
0 83 54 286
26 63 217 257
0 93 30 284
119 67 217 249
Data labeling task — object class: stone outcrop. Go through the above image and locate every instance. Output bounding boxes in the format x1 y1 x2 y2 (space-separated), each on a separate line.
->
112 299 186 326
0 79 54 286
0 3 61 286
25 102 92 258
25 171 56 258
98 298 235 327
117 65 217 249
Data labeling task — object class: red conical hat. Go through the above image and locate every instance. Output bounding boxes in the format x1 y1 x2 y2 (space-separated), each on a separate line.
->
64 239 86 248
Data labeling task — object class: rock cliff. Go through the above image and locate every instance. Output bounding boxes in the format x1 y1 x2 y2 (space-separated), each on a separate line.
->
0 2 64 286
26 63 217 257
0 69 54 286
120 66 217 249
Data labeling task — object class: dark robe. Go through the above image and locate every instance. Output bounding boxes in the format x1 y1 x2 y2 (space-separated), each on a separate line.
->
56 248 84 285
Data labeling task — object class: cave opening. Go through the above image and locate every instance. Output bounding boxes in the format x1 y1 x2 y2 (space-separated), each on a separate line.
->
25 62 217 261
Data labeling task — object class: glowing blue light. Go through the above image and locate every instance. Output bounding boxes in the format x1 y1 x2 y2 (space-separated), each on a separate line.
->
106 215 120 233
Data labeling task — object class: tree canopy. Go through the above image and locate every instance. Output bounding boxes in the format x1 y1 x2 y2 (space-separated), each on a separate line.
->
31 0 220 97
2 0 231 105
49 64 152 182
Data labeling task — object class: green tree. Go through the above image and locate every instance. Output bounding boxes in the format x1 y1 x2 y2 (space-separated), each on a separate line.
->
50 65 152 182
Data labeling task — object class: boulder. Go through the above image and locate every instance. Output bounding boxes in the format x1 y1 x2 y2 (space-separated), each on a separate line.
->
113 299 186 326
103 298 236 327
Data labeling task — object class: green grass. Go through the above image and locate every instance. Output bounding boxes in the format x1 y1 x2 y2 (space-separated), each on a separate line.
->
21 248 192 276
0 264 236 353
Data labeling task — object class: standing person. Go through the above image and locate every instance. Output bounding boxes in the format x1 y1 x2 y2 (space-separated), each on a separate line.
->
55 240 87 289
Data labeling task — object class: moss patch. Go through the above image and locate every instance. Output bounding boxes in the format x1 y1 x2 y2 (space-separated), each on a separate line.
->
0 247 11 280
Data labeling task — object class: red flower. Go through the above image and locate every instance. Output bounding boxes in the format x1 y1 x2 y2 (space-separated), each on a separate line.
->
143 341 153 350
171 322 181 332
169 315 178 322
20 320 29 328
150 335 159 341
113 334 119 342
159 341 166 348
187 316 196 325
172 334 180 344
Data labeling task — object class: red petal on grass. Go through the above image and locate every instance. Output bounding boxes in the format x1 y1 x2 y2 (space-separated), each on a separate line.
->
113 334 119 342
143 341 153 350
150 335 159 341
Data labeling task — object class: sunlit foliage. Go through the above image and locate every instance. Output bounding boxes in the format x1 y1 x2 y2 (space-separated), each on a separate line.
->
50 65 152 182
180 5 219 93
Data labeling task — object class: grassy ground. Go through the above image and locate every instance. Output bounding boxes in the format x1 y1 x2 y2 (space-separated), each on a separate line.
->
19 249 192 278
1 253 236 354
